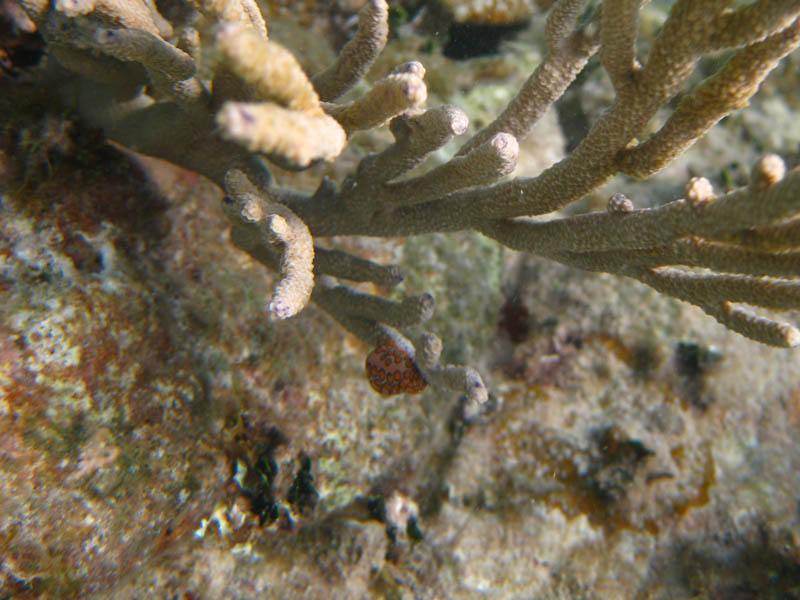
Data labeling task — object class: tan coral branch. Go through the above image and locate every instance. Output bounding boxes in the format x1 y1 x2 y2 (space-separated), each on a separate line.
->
214 25 319 111
382 133 519 206
311 0 389 102
223 172 314 320
324 62 427 136
217 102 346 167
618 19 800 178
702 302 800 348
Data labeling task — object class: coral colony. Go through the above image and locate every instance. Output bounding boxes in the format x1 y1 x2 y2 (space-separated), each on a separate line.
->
18 0 800 405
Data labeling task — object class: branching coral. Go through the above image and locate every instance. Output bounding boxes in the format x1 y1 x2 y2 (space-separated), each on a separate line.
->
16 0 800 403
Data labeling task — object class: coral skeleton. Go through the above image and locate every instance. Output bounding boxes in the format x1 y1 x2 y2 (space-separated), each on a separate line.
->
16 0 800 401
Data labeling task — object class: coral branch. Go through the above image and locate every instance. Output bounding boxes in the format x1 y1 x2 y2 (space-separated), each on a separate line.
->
415 334 489 409
458 0 598 155
633 267 800 312
702 0 800 52
188 0 266 37
324 62 427 135
311 0 389 102
223 173 314 320
381 133 518 207
702 302 800 348
599 0 640 95
214 25 319 110
314 248 404 287
354 105 469 189
217 102 346 167
92 27 205 104
561 239 800 280
314 285 434 329
619 19 800 178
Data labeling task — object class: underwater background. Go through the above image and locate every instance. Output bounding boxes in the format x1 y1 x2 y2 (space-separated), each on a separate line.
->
1 0 800 597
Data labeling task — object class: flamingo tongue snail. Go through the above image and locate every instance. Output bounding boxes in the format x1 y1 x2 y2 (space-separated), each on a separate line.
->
365 336 428 396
